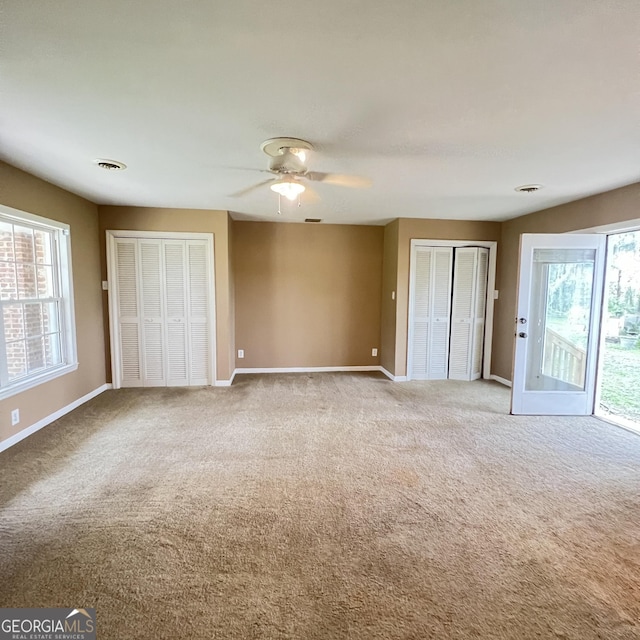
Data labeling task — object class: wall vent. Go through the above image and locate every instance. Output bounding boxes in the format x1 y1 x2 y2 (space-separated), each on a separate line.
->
304 218 322 223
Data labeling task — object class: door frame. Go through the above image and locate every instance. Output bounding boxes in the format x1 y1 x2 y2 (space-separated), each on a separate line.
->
407 239 498 381
510 233 607 415
106 230 217 388
589 220 640 431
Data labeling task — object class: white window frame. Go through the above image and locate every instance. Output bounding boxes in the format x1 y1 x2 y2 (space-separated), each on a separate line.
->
0 204 78 400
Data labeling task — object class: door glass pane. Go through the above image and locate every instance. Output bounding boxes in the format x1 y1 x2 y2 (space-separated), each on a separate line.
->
525 248 595 391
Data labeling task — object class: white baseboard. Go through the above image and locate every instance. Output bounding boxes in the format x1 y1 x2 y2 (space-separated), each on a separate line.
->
491 374 512 387
218 366 410 385
380 367 408 382
0 383 112 454
215 369 236 387
234 366 382 375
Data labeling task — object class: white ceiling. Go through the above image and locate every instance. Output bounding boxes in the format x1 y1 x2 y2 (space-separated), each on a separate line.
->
2 0 640 225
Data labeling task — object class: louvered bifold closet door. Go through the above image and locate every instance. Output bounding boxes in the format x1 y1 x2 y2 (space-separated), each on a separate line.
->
187 241 210 385
115 239 144 387
449 248 477 380
471 248 489 380
163 241 189 386
139 240 166 386
410 248 432 379
428 248 453 379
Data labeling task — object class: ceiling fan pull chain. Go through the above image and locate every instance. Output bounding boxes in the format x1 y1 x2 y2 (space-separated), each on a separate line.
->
277 193 281 215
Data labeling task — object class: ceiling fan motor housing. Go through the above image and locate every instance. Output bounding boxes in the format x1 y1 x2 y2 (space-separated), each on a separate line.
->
269 148 307 175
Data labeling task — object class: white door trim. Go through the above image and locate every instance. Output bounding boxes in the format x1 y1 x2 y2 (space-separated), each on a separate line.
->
511 233 606 415
106 230 217 387
407 239 497 381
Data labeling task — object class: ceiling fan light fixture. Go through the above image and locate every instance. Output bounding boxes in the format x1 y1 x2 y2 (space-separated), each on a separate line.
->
270 178 305 201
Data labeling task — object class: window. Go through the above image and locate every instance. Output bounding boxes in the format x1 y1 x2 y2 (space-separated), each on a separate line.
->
0 205 77 399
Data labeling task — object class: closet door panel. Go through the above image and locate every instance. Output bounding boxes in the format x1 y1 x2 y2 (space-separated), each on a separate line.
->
115 239 143 387
410 248 432 379
411 320 429 380
428 248 453 379
449 248 477 380
139 240 165 386
187 241 210 385
110 235 214 388
471 248 489 379
164 241 189 386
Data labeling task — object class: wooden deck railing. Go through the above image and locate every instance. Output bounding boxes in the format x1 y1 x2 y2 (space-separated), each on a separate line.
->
542 327 587 388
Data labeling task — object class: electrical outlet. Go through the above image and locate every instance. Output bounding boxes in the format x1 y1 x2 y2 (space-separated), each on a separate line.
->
102 280 109 290
237 349 244 359
372 348 378 357
11 409 20 426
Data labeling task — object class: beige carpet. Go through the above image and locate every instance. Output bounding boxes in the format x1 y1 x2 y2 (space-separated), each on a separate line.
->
1 373 639 639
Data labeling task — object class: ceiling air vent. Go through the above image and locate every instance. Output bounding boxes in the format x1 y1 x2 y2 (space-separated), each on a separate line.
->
304 218 322 223
515 184 542 193
95 159 127 171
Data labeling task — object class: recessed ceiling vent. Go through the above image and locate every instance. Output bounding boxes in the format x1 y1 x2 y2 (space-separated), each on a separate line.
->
515 184 542 193
304 218 322 223
95 159 127 171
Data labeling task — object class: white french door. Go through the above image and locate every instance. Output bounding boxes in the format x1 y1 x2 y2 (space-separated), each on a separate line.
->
511 234 606 415
107 232 215 388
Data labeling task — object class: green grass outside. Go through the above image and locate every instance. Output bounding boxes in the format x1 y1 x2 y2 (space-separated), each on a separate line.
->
599 342 640 422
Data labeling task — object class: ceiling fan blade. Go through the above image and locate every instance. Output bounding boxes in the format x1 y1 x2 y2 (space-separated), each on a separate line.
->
302 184 320 203
306 172 372 188
228 178 276 198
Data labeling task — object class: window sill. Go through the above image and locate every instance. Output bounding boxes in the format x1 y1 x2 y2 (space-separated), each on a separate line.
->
0 362 79 402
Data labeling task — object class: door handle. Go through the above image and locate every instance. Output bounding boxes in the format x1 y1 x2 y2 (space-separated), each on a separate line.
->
518 332 527 338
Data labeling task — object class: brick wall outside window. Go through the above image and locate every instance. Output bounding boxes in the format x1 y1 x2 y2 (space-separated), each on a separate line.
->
0 221 63 384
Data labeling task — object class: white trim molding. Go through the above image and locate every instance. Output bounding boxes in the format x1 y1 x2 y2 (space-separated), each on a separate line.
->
234 366 382 375
491 374 512 387
0 383 111 454
380 367 408 382
215 369 236 387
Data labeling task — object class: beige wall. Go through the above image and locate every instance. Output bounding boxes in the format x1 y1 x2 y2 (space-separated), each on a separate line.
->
98 207 235 382
389 218 501 377
380 220 399 374
0 162 105 443
493 182 640 381
233 221 383 368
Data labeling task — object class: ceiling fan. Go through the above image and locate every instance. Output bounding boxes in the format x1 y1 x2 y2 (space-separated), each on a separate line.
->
229 137 371 204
